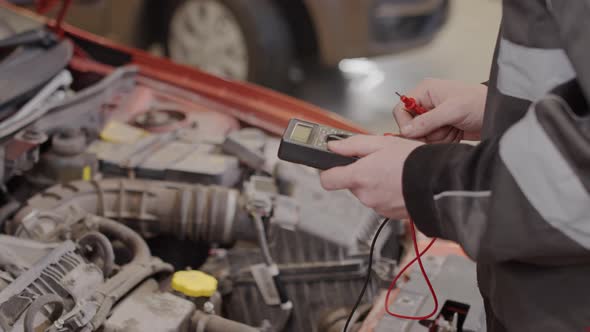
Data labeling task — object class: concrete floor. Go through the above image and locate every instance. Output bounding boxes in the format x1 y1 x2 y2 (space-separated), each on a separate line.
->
293 0 502 133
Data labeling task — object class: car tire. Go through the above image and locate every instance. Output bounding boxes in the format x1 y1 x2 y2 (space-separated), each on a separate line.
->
167 0 294 91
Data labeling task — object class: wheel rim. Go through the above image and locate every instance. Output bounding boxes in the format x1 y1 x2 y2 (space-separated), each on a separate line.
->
169 0 249 80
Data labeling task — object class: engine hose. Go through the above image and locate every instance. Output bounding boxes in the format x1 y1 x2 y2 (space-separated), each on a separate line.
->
86 260 173 331
78 217 173 331
192 311 260 332
23 294 65 332
12 179 254 245
95 217 151 264
77 231 115 277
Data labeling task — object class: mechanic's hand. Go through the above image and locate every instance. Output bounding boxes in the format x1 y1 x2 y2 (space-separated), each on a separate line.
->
320 135 423 219
393 78 487 142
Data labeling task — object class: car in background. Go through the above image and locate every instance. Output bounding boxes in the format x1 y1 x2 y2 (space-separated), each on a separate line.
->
16 0 449 90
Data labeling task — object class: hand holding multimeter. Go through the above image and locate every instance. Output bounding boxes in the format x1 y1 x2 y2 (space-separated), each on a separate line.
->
278 94 440 332
278 93 423 170
278 119 359 170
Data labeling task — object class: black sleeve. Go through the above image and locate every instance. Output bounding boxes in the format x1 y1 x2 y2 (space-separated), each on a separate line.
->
402 81 590 266
401 0 590 266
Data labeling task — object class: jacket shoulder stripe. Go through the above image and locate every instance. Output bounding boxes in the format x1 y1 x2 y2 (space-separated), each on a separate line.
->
499 105 590 249
497 38 576 101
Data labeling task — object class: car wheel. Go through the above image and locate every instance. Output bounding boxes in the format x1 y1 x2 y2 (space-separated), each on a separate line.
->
167 0 293 90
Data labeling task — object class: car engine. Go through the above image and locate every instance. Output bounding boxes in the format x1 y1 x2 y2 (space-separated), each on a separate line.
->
0 23 398 332
0 7 485 332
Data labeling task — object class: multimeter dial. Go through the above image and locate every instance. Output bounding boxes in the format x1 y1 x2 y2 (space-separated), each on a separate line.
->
278 119 358 170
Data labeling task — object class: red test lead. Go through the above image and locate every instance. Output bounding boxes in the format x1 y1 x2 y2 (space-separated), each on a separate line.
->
396 92 428 115
379 94 438 323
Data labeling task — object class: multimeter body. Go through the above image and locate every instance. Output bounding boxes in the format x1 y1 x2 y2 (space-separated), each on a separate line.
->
278 119 358 170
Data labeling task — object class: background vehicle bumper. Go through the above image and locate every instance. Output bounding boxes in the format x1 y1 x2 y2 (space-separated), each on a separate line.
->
306 0 449 65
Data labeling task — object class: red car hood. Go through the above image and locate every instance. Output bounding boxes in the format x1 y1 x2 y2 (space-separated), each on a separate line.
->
1 1 367 136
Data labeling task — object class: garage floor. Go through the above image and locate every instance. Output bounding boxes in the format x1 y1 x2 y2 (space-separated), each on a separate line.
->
293 0 502 133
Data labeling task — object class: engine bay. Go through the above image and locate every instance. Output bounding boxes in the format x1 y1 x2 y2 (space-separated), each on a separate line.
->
0 6 484 332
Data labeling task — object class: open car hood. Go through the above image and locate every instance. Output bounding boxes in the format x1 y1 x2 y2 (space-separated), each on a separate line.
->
1 0 366 135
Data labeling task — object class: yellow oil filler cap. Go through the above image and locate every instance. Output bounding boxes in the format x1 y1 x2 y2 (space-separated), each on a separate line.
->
171 270 218 298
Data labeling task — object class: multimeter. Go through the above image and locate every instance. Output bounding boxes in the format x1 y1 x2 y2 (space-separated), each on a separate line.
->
278 118 358 170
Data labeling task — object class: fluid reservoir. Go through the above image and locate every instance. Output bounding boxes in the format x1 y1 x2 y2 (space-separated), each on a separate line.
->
172 270 221 312
33 128 98 185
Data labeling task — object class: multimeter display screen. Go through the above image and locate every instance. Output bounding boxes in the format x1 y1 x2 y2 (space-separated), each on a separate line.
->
290 123 313 143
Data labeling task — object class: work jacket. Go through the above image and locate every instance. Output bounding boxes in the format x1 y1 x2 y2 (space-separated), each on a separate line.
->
402 1 590 330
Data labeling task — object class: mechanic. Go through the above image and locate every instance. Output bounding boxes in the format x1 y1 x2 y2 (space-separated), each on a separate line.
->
319 1 590 331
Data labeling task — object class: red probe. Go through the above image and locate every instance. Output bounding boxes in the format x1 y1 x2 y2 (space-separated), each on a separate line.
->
396 92 429 115
383 93 439 321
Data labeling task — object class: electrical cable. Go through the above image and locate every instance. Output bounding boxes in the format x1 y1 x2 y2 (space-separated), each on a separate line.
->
344 92 440 331
251 212 293 329
383 92 439 319
342 218 390 332
253 214 274 266
343 219 439 332
385 221 438 319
